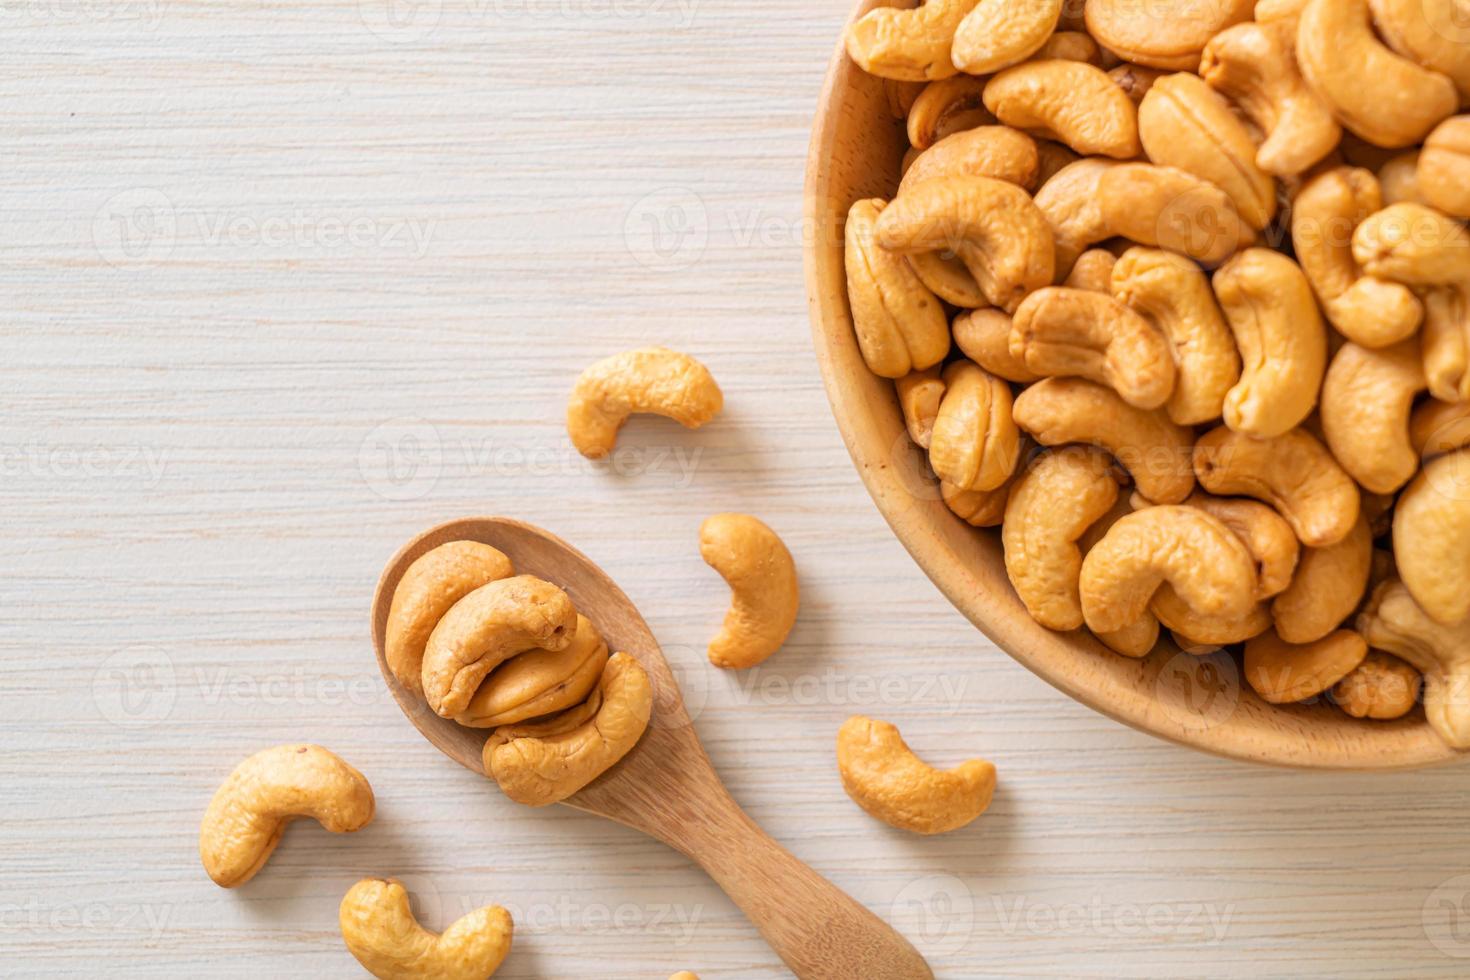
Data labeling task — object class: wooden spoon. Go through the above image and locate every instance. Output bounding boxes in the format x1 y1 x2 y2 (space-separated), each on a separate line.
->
370 516 934 980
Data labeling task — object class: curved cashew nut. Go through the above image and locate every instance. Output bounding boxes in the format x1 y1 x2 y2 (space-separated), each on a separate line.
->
1085 0 1254 70
1012 376 1196 503
1272 511 1373 643
699 513 799 669
1138 72 1277 230
909 251 987 309
1009 286 1177 409
1394 448 1470 624
1154 591 1272 648
422 575 578 718
1153 491 1301 600
1097 164 1251 266
385 541 514 698
1321 340 1426 493
1079 505 1258 634
843 0 979 82
1002 447 1121 630
836 715 996 835
200 745 374 888
455 614 609 728
899 125 1040 194
1062 249 1116 294
895 366 945 449
906 75 993 150
953 308 1039 382
1076 494 1163 656
1332 650 1422 720
929 360 1022 491
340 878 513 980
1297 0 1457 148
1379 152 1424 206
1111 246 1241 426
876 175 1056 312
1199 20 1341 178
844 199 951 379
485 652 653 805
982 60 1141 160
1359 579 1470 747
1211 248 1328 437
1419 116 1470 220
1034 158 1123 278
1411 397 1470 460
1291 168 1424 347
568 348 723 458
1244 629 1368 704
1369 0 1470 103
1193 425 1360 547
951 0 1062 74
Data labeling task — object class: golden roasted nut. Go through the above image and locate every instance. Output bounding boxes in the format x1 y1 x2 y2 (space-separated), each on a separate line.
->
699 513 800 670
1359 580 1470 747
1369 0 1470 103
906 75 994 150
1033 158 1124 278
1394 448 1470 625
929 360 1022 492
1062 249 1117 294
843 0 981 82
1244 629 1368 704
895 366 946 449
899 125 1040 193
844 199 951 379
1273 512 1373 643
953 308 1040 382
1419 116 1470 219
982 59 1142 159
340 878 512 980
1108 63 1167 104
1320 340 1426 493
1411 398 1470 460
1378 152 1424 206
567 348 724 458
1332 650 1422 720
1159 491 1300 600
1085 0 1254 70
836 715 996 835
455 615 609 728
951 0 1062 75
1097 164 1250 266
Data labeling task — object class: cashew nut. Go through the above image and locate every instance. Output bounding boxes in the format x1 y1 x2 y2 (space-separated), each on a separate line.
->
953 308 1040 382
898 125 1040 194
455 614 609 728
1034 30 1103 65
1369 0 1470 103
942 479 1009 527
1002 447 1122 630
836 715 996 835
1111 246 1241 426
1076 494 1163 656
895 365 945 449
1062 249 1116 294
1332 650 1422 720
1085 0 1254 69
1379 152 1425 206
845 199 951 379
1394 448 1470 624
568 348 724 458
200 744 375 888
1297 0 1457 148
1097 164 1251 266
1199 20 1341 177
699 513 800 669
1078 505 1258 634
950 0 1062 75
1033 158 1123 278
1194 425 1361 547
385 541 514 698
1138 72 1277 230
1008 286 1176 409
1320 340 1426 493
1359 579 1470 747
421 575 579 718
485 652 652 805
1290 168 1423 348
1272 511 1373 643
1411 397 1470 459
1153 491 1301 600
1012 376 1196 503
340 878 513 980
1419 116 1470 219
843 0 980 82
982 59 1142 159
906 75 994 150
1211 248 1328 437
875 175 1056 312
909 251 987 308
929 360 1022 491
1153 591 1273 648
1108 63 1167 104
1244 629 1368 704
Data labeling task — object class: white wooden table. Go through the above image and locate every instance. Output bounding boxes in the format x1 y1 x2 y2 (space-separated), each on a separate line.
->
6 2 1470 977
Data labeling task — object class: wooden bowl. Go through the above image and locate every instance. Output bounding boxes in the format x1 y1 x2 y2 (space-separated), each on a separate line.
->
802 0 1460 770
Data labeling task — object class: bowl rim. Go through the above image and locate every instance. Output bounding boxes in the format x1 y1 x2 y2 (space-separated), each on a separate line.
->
801 0 1463 772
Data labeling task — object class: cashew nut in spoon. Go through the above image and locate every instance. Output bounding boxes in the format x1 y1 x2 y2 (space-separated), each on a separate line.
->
843 0 980 82
1084 0 1255 70
950 0 1062 75
1320 339 1426 493
1290 168 1423 347
929 360 1022 491
339 878 513 980
906 75 994 150
836 716 996 835
1012 376 1196 503
1211 248 1328 437
875 175 1056 312
1272 510 1373 643
1419 116 1470 219
1369 0 1470 103
1111 246 1241 426
898 125 1040 194
199 744 375 888
982 59 1142 159
895 366 945 449
699 513 800 670
953 308 1040 382
455 614 609 728
1097 164 1251 266
1332 650 1422 720
1394 448 1470 625
567 347 724 458
1359 579 1470 748
1244 629 1368 704
844 199 951 379
1193 425 1360 547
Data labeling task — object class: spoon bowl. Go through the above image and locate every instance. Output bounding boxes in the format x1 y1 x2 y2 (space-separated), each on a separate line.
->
371 516 933 980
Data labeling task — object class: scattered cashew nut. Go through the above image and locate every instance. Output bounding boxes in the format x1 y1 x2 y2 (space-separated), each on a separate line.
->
1033 158 1123 278
340 878 513 980
699 513 800 669
1062 249 1116 294
898 125 1040 193
906 75 993 150
1379 152 1424 206
568 348 724 458
895 366 945 449
836 715 996 835
953 308 1040 382
1369 0 1470 103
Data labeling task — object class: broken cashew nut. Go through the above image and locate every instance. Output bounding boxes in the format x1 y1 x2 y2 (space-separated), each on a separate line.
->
699 513 800 669
845 199 951 379
200 744 375 888
929 360 1022 492
1320 340 1426 494
568 348 723 458
340 878 513 980
1394 448 1470 625
843 0 980 82
1359 580 1470 748
1244 629 1368 704
455 614 610 728
836 715 996 835
982 59 1141 160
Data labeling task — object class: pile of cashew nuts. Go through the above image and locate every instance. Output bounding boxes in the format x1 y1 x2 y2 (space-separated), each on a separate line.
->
844 0 1470 748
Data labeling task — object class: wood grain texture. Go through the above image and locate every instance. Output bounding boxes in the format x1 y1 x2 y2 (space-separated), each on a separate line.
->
3 1 1470 977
